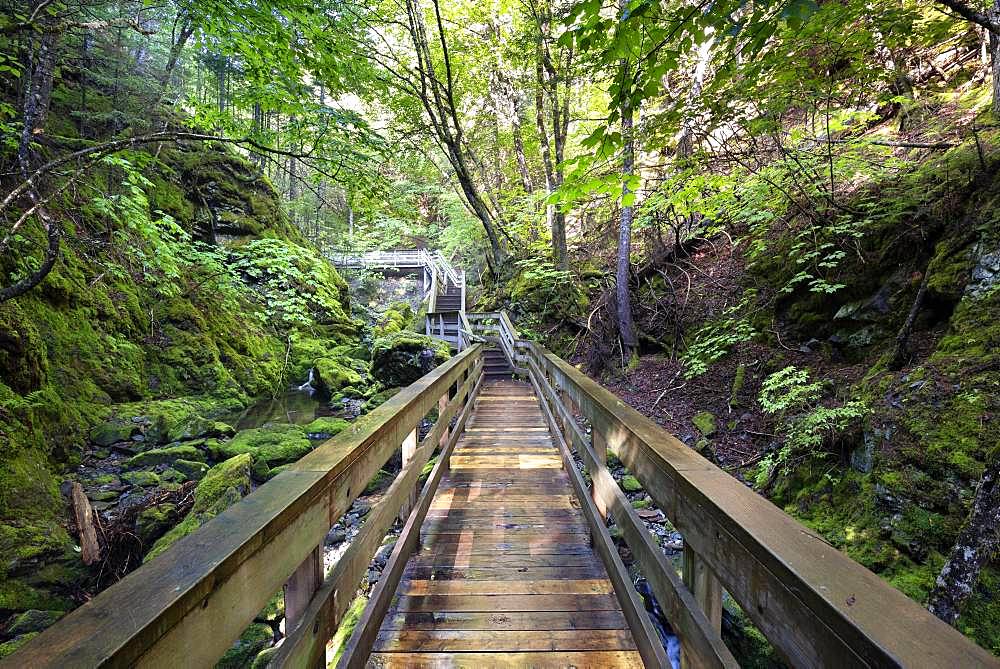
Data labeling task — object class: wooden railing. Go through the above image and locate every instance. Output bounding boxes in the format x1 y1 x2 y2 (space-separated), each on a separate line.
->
10 331 999 668
465 310 522 371
330 249 463 290
518 340 999 669
7 345 484 669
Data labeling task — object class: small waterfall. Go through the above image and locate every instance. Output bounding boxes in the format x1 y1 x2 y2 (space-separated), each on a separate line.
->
296 367 316 394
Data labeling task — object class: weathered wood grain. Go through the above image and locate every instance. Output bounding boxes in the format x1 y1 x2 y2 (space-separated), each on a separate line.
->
525 341 1000 669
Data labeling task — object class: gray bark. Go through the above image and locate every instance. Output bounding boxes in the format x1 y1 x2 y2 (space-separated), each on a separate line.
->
928 458 1000 625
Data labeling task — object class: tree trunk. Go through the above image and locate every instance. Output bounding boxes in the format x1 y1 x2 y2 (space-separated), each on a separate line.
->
928 457 1000 626
675 31 714 159
156 15 194 104
2 23 62 305
404 0 505 272
992 1 1000 116
617 67 638 358
534 42 557 245
511 99 533 193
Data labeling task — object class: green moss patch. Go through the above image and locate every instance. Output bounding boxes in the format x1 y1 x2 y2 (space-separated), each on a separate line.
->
210 425 312 470
145 454 252 562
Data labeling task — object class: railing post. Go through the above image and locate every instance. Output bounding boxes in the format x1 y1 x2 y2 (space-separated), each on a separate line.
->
284 543 323 666
438 393 450 449
682 544 723 669
591 428 608 520
398 428 418 522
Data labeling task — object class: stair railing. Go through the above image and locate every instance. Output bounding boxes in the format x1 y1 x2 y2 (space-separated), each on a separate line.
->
516 338 997 669
8 347 485 669
464 310 522 372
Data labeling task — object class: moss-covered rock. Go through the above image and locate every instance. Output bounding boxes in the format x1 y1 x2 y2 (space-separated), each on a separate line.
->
692 411 718 438
621 475 643 493
136 504 178 546
145 454 252 562
313 357 364 396
0 633 39 660
210 425 312 470
89 396 239 448
122 471 161 487
305 417 350 438
371 331 450 388
173 459 210 480
124 444 204 469
216 622 274 669
330 595 368 664
6 609 64 636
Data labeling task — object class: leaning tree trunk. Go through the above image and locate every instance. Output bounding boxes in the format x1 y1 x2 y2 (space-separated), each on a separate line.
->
2 24 62 305
928 457 1000 625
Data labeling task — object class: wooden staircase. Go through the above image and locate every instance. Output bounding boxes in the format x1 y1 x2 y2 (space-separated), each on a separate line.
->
483 346 513 380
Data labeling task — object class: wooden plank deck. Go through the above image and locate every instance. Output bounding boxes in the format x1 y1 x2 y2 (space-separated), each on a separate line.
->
368 379 643 668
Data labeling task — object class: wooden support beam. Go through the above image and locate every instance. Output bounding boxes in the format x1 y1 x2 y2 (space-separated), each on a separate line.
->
284 544 323 668
682 545 723 669
591 429 608 520
399 429 418 522
683 545 723 634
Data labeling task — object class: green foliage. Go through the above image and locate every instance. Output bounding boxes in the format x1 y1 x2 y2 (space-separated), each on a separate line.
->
230 238 351 330
680 299 757 378
755 367 867 486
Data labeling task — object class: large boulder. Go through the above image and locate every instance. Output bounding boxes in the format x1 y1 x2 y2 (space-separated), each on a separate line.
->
313 357 363 396
144 454 252 562
209 424 312 470
370 332 450 388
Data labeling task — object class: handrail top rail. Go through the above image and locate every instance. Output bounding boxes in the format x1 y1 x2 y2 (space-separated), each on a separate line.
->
7 345 484 669
517 339 998 668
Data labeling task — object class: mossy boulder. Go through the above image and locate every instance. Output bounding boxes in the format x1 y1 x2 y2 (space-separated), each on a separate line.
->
305 417 350 438
136 504 178 546
313 357 364 397
6 609 63 636
692 411 718 438
217 622 274 669
89 396 239 448
621 475 643 493
122 471 160 487
89 421 138 447
0 633 39 659
124 444 204 469
210 424 312 470
173 459 210 480
145 454 252 562
371 332 450 388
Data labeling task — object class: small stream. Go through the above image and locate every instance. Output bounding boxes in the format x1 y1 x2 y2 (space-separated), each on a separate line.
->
221 388 324 430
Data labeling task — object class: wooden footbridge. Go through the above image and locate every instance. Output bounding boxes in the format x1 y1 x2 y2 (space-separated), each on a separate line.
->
10 319 1000 665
